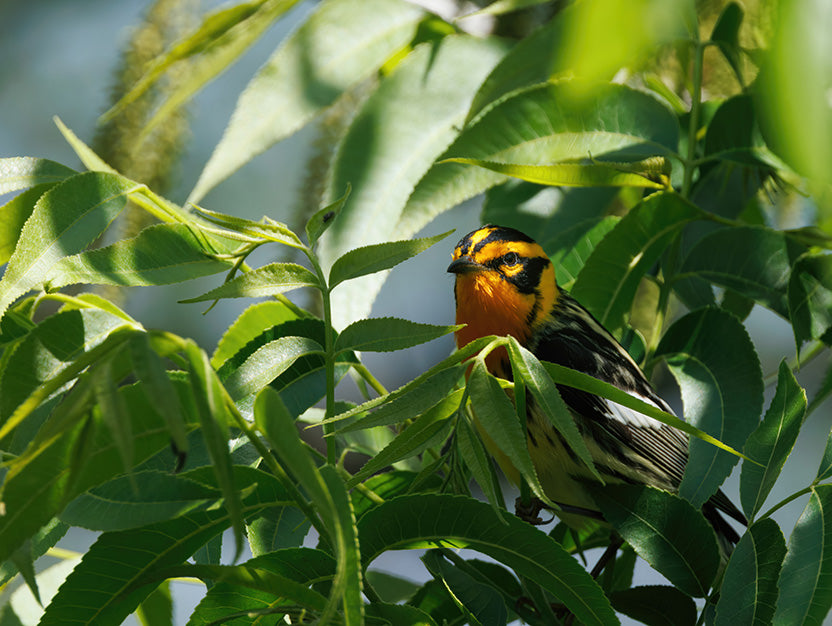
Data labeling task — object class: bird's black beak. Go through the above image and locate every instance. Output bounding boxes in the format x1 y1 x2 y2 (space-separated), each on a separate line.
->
447 256 482 275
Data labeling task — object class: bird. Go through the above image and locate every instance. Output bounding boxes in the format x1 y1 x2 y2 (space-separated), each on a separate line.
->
447 224 746 556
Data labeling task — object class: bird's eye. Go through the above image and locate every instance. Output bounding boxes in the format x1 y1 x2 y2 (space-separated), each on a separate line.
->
503 252 520 266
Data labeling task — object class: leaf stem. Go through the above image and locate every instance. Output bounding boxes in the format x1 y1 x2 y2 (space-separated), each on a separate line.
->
757 485 814 522
221 390 331 543
304 250 338 465
682 39 704 199
352 363 388 397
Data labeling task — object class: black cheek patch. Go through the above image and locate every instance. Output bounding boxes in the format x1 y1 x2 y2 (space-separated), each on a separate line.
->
509 256 549 294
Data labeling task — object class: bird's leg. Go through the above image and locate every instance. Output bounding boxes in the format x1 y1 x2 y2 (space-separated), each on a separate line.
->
514 496 554 525
514 496 606 525
589 534 624 579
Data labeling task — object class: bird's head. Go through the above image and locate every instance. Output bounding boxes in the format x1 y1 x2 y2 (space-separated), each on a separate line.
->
448 224 558 350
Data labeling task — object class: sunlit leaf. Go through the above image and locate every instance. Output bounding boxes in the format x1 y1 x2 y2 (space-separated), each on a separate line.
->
110 0 303 144
0 183 53 266
0 171 139 319
190 0 425 202
328 230 452 290
399 82 680 254
318 34 508 327
347 392 459 487
442 158 669 189
44 223 232 291
0 157 76 195
335 317 458 353
180 262 320 303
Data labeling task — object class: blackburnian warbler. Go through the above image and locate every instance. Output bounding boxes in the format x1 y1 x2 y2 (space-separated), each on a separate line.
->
448 224 745 553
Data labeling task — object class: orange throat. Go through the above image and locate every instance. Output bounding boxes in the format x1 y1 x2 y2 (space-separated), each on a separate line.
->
454 272 535 371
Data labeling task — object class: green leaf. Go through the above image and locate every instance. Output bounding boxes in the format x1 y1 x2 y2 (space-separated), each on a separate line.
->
60 471 220 531
189 0 426 203
609 585 696 626
335 317 459 353
592 484 720 597
185 549 335 625
540 360 750 461
422 551 508 626
0 519 67 589
817 424 832 482
773 485 832 625
38 466 290 626
457 416 504 513
681 226 806 318
0 308 135 439
442 158 669 189
320 465 363 625
656 307 763 508
328 230 452 290
758 0 832 185
222 335 323 401
106 0 302 144
506 338 601 481
544 216 620 286
247 505 309 555
399 82 680 254
217 315 354 418
135 581 173 626
346 391 460 487
464 12 572 124
468 360 548 504
571 192 702 333
710 2 745 86
715 518 786 626
53 117 118 173
10 539 41 607
306 185 351 248
93 360 135 474
180 262 320 303
366 602 439 626
44 223 232 290
788 252 832 348
740 361 806 519
460 0 550 19
190 204 303 247
703 95 769 167
0 157 76 195
0 183 53 266
130 333 190 456
212 300 302 368
358 493 617 626
0 171 139 319
335 365 463 433
318 34 509 327
254 387 332 520
184 341 245 560
0 380 199 567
